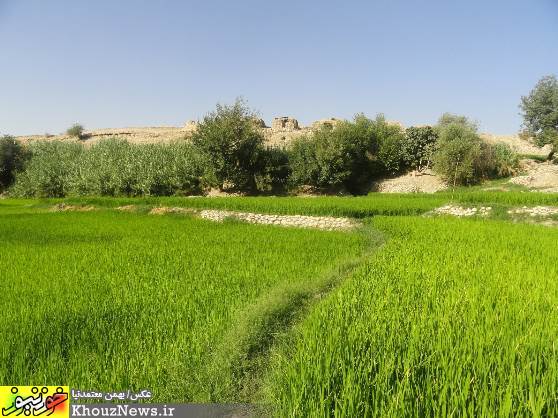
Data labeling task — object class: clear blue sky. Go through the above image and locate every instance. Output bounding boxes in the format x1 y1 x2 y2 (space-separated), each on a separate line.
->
1 0 557 136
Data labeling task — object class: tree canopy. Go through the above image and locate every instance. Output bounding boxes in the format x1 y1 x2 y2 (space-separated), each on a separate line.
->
520 75 558 148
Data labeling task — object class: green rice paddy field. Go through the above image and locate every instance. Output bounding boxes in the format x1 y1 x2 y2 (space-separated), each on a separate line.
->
1 192 558 416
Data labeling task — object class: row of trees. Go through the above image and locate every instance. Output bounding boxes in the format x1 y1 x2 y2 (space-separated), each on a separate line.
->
1 102 517 197
289 112 518 193
2 71 556 197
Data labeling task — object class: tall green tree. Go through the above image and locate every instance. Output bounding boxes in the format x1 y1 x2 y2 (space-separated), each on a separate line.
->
289 114 386 193
433 123 483 186
402 126 438 172
520 75 558 153
191 99 265 192
374 116 406 175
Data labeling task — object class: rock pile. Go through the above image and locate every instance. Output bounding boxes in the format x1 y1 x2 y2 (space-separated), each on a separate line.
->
198 209 357 231
148 206 357 230
508 206 558 217
432 205 492 217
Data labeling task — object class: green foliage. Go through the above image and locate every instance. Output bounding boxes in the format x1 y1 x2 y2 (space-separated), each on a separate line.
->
437 112 479 131
12 141 84 197
70 139 204 196
254 147 291 193
289 114 402 193
402 126 438 171
267 216 558 416
70 138 135 196
11 139 204 197
433 123 484 185
308 121 365 190
7 105 527 197
486 142 519 178
288 135 320 188
520 75 558 147
377 134 404 174
375 117 406 175
66 123 85 138
289 116 377 193
0 136 27 191
518 153 549 162
330 115 380 189
191 99 265 192
432 114 517 185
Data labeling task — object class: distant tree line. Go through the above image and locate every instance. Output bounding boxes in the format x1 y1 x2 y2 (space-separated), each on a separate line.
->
4 72 558 198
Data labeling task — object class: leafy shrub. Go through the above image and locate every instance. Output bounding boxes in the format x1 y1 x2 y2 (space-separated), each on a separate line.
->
164 142 206 195
433 123 484 186
288 114 412 193
11 138 204 198
130 142 204 196
70 139 204 196
288 132 345 191
432 114 516 186
12 141 84 197
69 138 135 196
375 118 406 175
289 115 380 193
377 134 404 175
288 136 320 188
312 125 357 189
0 136 27 192
487 142 519 177
66 123 85 139
254 147 291 193
191 99 265 192
402 126 438 171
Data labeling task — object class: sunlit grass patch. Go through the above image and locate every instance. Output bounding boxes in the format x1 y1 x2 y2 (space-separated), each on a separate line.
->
0 209 367 402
